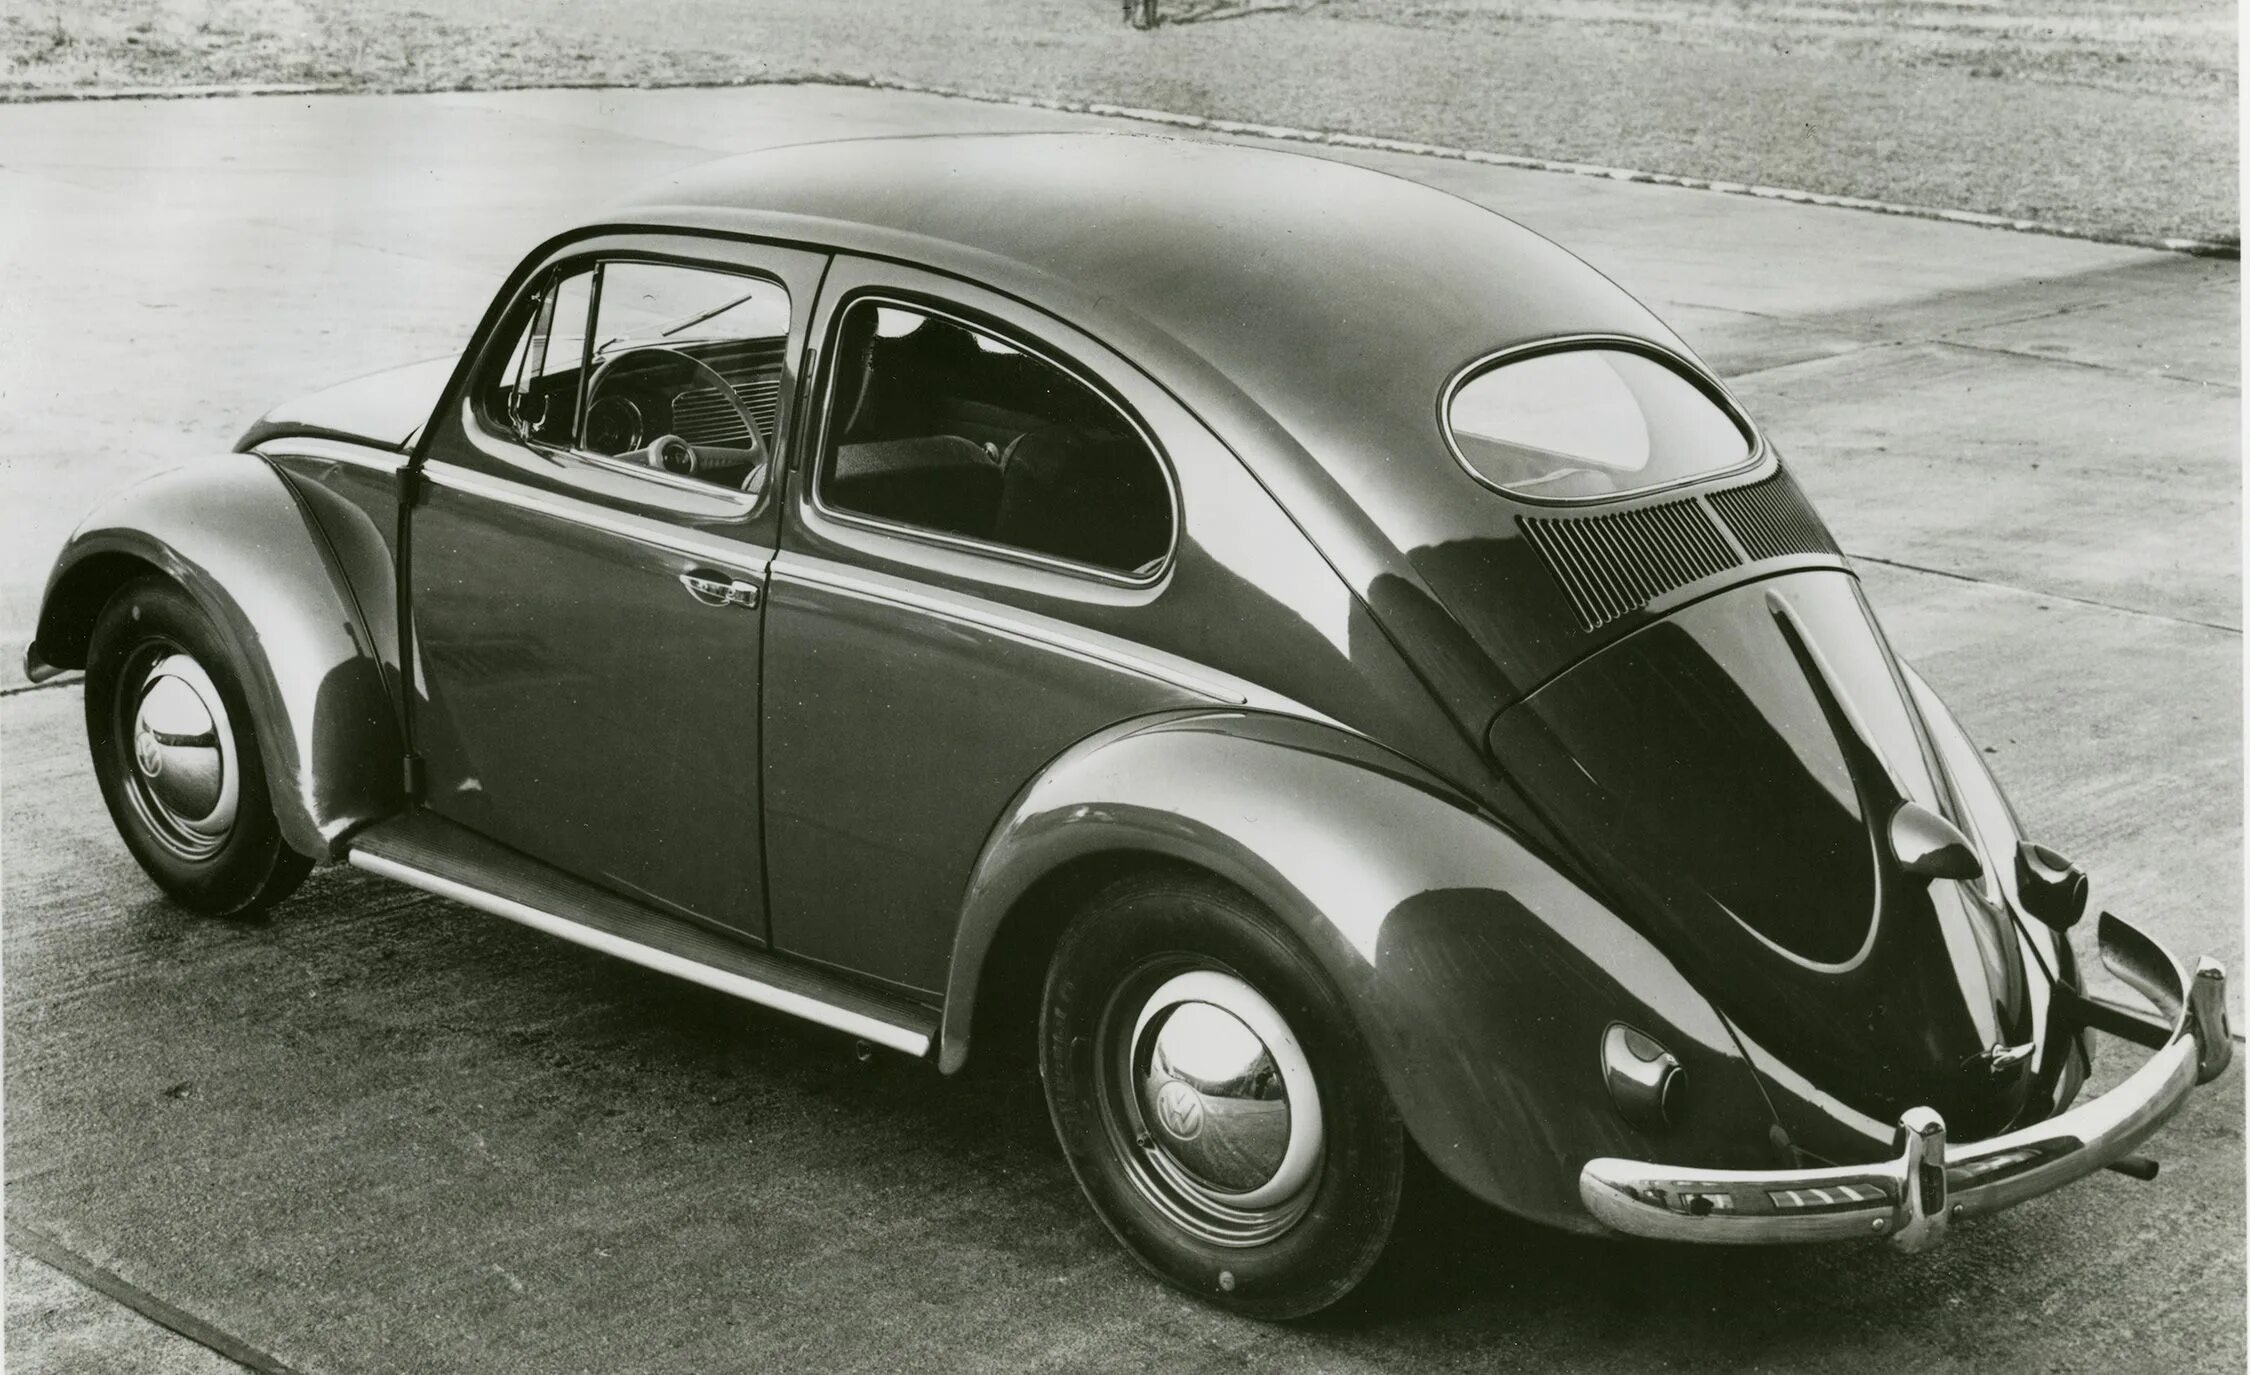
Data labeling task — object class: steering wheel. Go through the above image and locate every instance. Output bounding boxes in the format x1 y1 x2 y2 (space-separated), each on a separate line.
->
586 345 769 488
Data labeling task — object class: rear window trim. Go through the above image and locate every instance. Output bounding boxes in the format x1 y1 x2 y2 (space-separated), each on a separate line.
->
1439 334 1765 507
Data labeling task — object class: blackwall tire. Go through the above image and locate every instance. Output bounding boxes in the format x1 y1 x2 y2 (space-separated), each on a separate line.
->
84 577 313 917
1040 870 1406 1319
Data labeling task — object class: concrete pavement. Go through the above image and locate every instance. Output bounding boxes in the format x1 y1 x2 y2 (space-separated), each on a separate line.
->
0 83 2240 1371
4 682 2242 1371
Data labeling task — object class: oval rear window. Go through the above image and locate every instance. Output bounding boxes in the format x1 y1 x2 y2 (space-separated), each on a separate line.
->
1445 346 1753 500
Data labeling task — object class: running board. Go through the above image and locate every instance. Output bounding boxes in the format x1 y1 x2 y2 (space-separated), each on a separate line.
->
347 812 938 1058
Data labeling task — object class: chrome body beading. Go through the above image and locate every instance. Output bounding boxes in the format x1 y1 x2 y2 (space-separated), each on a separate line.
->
1579 912 2230 1248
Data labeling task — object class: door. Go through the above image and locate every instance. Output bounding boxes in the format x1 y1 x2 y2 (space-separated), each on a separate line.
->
763 261 1197 994
407 238 827 941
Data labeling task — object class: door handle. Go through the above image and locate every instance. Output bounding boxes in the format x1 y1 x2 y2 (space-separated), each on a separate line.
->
679 571 762 609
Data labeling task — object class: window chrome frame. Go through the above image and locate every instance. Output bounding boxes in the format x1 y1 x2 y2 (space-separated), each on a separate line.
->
1438 333 1770 507
801 290 1183 590
470 251 796 521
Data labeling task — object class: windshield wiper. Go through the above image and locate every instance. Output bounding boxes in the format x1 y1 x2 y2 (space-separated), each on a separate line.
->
661 290 760 339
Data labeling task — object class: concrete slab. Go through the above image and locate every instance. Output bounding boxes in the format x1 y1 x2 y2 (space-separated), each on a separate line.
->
4 1247 242 1375
1286 138 2165 322
1942 257 2241 389
1738 339 2240 629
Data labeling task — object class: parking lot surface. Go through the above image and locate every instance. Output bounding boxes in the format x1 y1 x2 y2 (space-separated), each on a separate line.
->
1 84 2240 1372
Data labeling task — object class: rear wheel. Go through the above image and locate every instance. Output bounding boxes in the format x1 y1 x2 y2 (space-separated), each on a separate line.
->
85 577 311 917
1039 871 1406 1318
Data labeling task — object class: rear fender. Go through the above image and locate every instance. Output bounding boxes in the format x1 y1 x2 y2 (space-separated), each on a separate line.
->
942 709 1784 1230
29 453 404 858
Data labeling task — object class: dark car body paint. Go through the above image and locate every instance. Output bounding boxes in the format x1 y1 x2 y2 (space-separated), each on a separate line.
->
1490 571 2038 1143
766 253 1487 995
944 710 1786 1229
404 235 825 940
620 133 1782 722
30 132 2090 1231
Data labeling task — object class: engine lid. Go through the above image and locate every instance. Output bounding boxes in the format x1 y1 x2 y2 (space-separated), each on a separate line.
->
1487 570 2038 1141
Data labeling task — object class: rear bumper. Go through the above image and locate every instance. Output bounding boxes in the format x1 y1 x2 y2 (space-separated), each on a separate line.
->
1579 912 2231 1250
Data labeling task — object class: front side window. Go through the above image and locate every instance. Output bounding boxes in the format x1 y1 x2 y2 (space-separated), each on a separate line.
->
492 260 791 492
1445 346 1753 501
814 300 1173 577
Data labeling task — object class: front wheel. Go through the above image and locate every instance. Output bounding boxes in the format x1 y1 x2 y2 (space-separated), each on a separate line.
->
85 577 312 917
1039 871 1406 1318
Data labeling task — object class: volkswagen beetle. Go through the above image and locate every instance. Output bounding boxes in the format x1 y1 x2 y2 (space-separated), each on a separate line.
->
24 132 2231 1318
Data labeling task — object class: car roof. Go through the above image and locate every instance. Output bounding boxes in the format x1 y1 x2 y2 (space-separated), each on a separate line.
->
619 135 1678 461
611 131 1675 368
604 133 1704 695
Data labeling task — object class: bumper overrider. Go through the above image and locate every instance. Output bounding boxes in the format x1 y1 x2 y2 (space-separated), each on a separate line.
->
1580 913 2232 1251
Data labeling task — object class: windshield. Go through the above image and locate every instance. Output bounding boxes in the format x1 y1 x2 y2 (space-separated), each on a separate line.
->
1446 346 1753 501
592 260 790 356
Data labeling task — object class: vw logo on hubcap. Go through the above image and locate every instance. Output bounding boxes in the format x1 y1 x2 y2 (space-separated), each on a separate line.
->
1153 1079 1205 1141
134 723 165 777
122 653 239 860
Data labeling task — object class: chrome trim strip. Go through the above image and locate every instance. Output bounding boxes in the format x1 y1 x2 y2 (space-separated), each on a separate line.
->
1577 912 2222 1248
348 849 932 1057
1438 332 1769 508
773 552 1248 705
577 446 761 501
424 461 766 572
802 292 1181 590
253 436 411 472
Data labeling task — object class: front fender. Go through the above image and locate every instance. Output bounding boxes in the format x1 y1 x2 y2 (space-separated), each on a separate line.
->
28 453 404 858
943 709 1786 1231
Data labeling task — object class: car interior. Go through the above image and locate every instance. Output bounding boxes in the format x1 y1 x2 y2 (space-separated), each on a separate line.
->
490 273 1174 576
817 302 1172 576
493 263 790 493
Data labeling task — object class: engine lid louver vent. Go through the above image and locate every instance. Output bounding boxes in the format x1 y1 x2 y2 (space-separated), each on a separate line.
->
1521 497 1742 631
1708 474 1839 563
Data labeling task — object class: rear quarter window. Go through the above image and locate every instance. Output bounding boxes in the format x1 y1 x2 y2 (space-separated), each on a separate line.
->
1445 345 1754 501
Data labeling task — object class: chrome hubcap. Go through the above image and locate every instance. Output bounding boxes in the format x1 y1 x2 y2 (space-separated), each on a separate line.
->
1107 969 1324 1246
122 651 238 860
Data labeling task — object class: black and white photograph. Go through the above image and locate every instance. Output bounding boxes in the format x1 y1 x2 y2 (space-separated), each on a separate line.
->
0 1 2240 1369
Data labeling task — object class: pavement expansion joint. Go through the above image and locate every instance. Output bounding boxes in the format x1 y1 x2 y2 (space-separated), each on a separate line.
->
6 1218 300 1374
1846 554 2243 637
1927 338 2240 392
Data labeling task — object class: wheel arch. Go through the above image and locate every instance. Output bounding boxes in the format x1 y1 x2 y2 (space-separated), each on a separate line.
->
29 549 169 675
29 454 405 858
938 707 1787 1230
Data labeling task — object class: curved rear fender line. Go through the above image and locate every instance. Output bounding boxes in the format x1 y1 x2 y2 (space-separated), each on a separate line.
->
940 708 1783 1228
32 453 405 858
